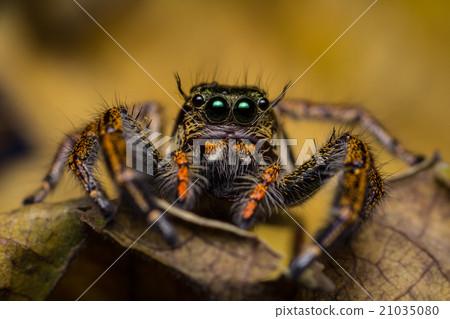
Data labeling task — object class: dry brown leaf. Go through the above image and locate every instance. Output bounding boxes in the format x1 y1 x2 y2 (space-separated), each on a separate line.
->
0 202 86 300
76 199 289 300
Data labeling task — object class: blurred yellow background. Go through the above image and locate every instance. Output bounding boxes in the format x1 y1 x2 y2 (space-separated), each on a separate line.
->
0 0 449 266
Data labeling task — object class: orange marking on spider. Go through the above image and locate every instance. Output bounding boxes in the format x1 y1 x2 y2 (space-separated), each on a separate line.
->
242 165 280 220
174 151 189 201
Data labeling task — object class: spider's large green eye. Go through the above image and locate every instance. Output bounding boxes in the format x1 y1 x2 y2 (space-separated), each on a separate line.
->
205 97 230 122
233 98 257 124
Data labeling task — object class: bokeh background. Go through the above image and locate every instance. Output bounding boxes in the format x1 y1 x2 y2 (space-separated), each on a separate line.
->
0 0 449 299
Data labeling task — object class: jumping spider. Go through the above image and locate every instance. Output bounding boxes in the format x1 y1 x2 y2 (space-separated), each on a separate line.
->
24 77 423 280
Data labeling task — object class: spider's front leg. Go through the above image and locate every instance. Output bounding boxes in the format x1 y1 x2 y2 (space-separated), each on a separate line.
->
24 120 117 220
235 133 384 279
97 106 178 244
284 133 384 278
22 102 164 207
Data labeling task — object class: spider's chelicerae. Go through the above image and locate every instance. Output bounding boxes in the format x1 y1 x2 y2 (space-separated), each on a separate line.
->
24 77 423 279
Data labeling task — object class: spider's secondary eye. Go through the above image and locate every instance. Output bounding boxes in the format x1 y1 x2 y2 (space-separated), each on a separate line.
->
205 97 230 122
233 99 257 124
258 98 269 110
192 94 204 107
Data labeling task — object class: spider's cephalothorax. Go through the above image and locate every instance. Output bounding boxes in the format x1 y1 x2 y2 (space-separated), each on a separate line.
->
168 82 282 216
24 77 423 279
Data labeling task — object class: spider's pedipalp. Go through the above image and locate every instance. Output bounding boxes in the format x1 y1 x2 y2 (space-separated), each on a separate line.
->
232 163 281 228
173 151 189 202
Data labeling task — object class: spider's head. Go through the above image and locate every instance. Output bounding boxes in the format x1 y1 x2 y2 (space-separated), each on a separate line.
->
174 76 281 144
188 82 270 126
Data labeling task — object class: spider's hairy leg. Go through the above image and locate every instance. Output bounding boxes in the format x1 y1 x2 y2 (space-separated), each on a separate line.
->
128 101 165 133
68 121 115 219
23 132 80 205
278 133 384 278
99 107 177 245
277 99 424 165
158 149 204 210
173 151 190 202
